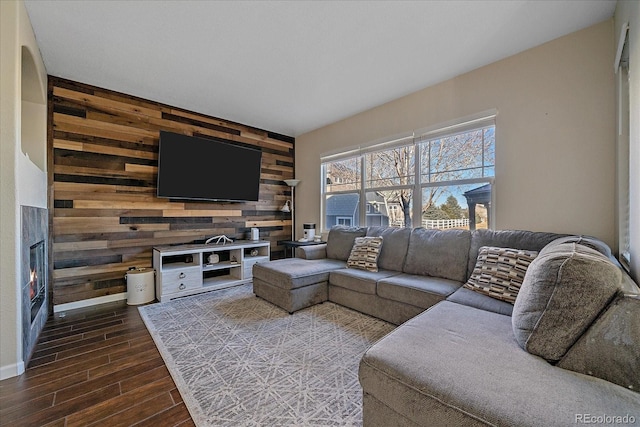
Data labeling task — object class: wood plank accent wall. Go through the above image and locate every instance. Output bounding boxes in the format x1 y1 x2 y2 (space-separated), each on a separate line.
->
48 76 295 306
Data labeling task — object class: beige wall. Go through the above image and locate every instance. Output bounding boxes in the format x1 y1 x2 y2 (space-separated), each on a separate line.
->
615 1 640 283
1 0 48 379
296 20 616 249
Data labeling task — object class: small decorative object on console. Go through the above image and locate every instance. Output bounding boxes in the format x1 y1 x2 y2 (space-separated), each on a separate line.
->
208 254 220 264
250 249 259 257
205 235 233 245
250 227 260 241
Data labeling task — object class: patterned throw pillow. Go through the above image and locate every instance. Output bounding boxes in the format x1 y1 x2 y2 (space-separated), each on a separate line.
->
463 246 538 304
346 237 384 272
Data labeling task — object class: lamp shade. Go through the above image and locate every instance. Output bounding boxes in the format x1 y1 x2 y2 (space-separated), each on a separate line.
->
283 179 301 187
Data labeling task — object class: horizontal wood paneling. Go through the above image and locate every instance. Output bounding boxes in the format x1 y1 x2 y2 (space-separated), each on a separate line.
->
49 76 295 305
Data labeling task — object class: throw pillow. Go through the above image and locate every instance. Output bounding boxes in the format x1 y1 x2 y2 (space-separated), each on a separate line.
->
512 243 621 362
463 246 539 304
346 237 383 272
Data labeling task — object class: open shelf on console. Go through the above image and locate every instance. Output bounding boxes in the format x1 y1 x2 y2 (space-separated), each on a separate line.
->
202 261 241 272
161 253 200 271
243 245 269 258
203 266 242 288
203 276 242 289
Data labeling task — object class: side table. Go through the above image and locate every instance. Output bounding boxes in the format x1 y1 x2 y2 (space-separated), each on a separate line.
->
281 240 326 258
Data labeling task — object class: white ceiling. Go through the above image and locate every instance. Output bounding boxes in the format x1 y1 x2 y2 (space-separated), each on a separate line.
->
24 1 616 137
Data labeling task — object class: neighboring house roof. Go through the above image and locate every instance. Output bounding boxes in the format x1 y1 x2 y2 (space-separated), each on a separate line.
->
463 184 491 204
327 192 396 218
366 192 385 203
366 192 389 217
326 193 359 217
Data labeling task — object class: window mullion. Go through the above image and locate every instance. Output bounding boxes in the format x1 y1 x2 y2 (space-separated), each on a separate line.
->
481 129 485 177
421 177 494 189
428 140 432 183
321 163 328 231
414 139 422 227
360 156 366 226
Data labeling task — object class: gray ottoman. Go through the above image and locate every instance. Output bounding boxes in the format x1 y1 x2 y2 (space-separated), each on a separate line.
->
252 258 346 313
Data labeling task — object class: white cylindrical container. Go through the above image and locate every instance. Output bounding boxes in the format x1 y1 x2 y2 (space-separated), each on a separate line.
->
251 227 260 240
125 268 155 305
303 223 316 240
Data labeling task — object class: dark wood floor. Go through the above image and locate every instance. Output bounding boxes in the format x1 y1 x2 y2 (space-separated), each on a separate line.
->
0 300 194 427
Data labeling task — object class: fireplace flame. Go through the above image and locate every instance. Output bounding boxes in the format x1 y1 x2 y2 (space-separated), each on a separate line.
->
29 269 37 300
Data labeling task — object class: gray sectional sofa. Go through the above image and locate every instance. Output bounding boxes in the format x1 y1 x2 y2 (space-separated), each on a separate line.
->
252 226 640 426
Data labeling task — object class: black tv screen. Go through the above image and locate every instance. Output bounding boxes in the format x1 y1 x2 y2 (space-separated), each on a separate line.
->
157 131 262 202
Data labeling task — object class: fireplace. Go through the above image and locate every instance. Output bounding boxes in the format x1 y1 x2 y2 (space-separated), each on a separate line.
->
29 241 46 323
21 206 48 365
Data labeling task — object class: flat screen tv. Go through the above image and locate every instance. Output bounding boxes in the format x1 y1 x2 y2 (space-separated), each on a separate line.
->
157 131 262 202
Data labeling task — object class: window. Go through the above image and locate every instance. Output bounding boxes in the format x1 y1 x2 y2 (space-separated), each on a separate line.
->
336 217 352 226
323 157 361 228
616 22 630 271
321 113 495 231
419 126 495 230
364 144 415 227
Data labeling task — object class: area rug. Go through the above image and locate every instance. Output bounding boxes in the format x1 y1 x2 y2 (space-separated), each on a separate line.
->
138 284 394 426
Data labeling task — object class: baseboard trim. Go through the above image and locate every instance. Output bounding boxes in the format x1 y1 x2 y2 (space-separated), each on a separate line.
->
54 292 127 313
0 361 25 380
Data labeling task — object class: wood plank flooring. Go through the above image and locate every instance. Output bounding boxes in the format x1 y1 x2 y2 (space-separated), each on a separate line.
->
0 301 194 426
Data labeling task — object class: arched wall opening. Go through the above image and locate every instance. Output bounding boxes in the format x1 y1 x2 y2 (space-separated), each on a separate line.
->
21 45 46 172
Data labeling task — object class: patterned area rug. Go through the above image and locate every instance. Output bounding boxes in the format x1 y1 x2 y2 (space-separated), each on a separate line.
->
138 284 394 426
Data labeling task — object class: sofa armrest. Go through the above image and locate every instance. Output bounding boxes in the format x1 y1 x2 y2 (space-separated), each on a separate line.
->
621 270 640 294
558 293 640 392
296 244 327 260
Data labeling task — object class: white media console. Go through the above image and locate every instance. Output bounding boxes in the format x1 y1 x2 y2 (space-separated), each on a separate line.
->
153 240 270 302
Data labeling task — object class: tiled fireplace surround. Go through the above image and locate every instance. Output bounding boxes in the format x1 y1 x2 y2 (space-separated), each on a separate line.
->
21 205 48 364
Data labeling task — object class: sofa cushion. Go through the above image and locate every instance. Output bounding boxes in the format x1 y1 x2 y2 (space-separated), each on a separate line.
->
326 226 367 261
330 268 400 295
467 229 564 280
447 287 514 316
346 236 383 272
403 228 471 282
252 258 346 290
296 243 327 260
366 227 411 271
557 293 640 392
512 243 621 362
542 235 612 258
253 278 328 313
463 246 538 304
360 301 640 427
329 285 425 326
377 273 461 310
